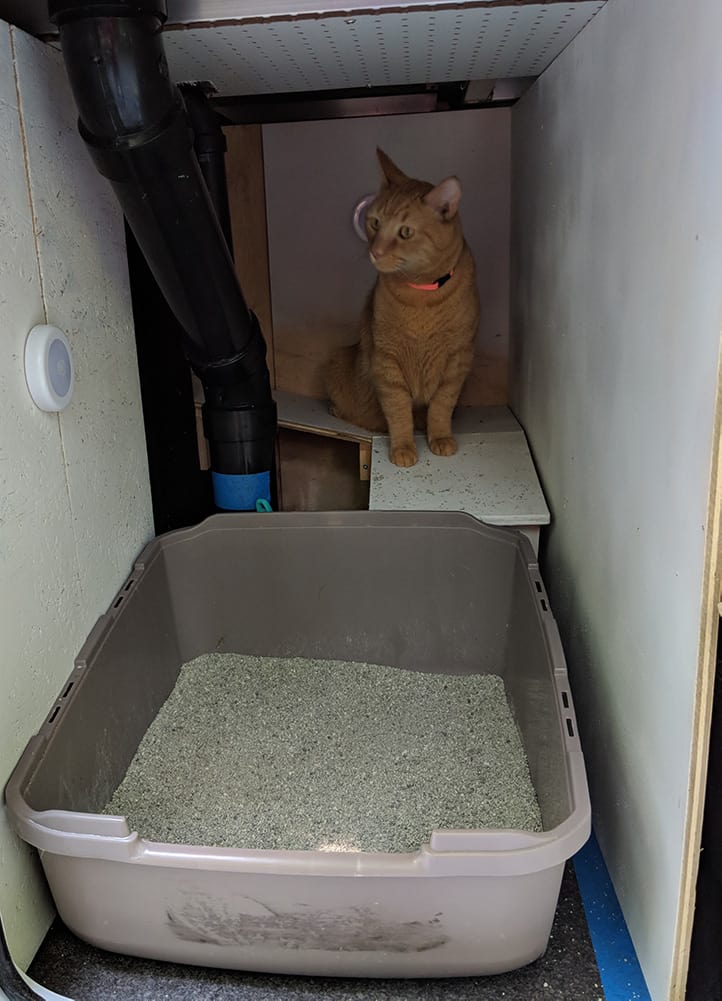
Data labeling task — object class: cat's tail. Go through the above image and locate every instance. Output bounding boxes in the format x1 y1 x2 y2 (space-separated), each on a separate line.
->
324 343 386 433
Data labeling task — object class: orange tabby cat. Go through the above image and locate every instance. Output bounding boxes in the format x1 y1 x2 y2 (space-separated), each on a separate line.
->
325 148 480 468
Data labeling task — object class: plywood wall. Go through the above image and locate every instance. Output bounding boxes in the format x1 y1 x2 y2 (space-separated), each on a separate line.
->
511 0 722 997
225 124 276 387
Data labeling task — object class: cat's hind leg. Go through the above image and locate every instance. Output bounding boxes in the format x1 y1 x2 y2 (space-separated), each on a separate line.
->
324 345 386 432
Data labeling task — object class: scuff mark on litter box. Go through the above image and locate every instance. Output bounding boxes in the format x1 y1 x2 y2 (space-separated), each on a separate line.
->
166 897 447 953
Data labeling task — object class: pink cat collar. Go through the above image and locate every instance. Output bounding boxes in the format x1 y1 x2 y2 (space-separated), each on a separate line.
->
407 270 453 291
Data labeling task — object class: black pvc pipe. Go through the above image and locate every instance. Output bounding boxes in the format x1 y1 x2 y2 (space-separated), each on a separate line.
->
180 82 234 255
48 0 276 509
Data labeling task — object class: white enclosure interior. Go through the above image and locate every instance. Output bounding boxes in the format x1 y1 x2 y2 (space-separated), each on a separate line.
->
1 1 722 1000
263 109 510 402
511 2 722 998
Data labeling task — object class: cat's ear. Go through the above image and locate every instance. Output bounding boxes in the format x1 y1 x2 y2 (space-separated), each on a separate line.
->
377 148 409 187
423 177 462 220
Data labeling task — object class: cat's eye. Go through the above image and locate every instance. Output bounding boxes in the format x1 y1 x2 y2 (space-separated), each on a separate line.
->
399 225 413 240
368 216 380 231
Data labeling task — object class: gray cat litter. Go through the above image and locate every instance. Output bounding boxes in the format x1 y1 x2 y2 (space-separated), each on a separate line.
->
104 653 542 852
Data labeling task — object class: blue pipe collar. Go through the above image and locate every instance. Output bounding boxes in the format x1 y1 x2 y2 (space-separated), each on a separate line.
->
212 470 271 511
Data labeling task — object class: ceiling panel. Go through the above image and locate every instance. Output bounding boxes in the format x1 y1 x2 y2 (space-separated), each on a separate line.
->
162 3 605 95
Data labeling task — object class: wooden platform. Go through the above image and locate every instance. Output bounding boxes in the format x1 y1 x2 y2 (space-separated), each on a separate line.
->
276 390 373 479
276 392 550 550
369 431 550 528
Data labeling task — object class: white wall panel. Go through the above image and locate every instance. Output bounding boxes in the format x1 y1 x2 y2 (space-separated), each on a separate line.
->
0 20 78 969
13 31 153 608
0 23 153 968
511 0 722 996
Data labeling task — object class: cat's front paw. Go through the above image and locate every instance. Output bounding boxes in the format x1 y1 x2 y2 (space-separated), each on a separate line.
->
429 436 457 457
390 443 418 467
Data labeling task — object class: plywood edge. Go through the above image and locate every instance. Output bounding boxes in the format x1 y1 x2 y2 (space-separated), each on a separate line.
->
670 332 722 1000
275 389 373 444
163 0 603 32
225 124 276 387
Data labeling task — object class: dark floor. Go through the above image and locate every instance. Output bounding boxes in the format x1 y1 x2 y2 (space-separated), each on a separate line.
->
29 863 603 1001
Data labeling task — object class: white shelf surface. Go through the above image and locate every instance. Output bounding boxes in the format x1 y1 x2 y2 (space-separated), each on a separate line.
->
369 411 550 527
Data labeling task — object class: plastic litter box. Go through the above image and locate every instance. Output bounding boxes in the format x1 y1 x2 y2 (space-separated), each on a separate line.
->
6 511 590 978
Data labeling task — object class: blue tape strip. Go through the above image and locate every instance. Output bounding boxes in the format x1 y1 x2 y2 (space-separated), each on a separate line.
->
573 833 651 1001
212 470 271 511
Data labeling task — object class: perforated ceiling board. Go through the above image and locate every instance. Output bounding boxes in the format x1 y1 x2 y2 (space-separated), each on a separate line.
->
163 3 606 96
